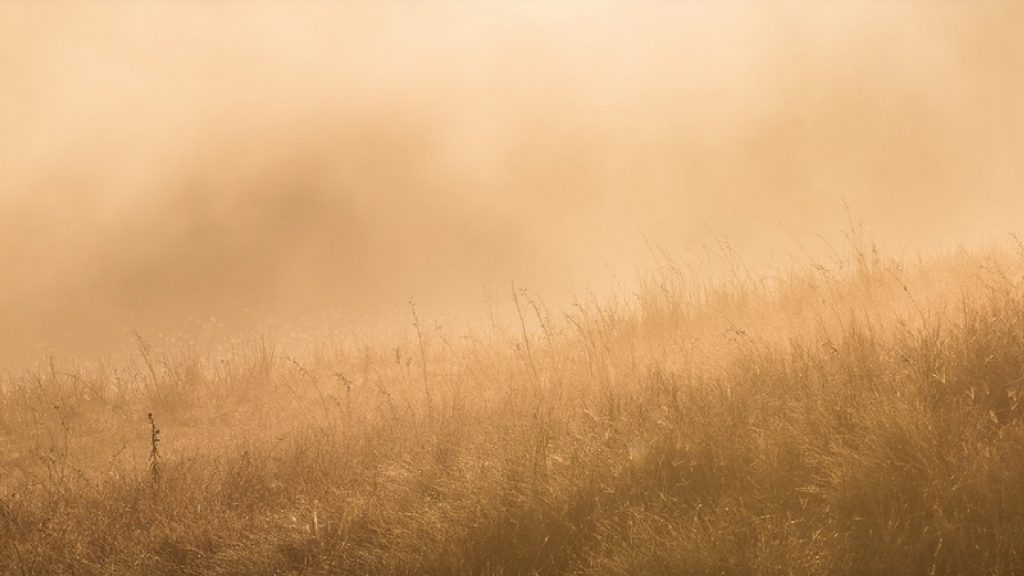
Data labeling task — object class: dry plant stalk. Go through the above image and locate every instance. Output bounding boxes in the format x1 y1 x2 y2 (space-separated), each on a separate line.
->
147 412 161 486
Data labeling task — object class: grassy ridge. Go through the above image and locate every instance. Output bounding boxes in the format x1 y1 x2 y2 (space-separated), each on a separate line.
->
3 243 1024 575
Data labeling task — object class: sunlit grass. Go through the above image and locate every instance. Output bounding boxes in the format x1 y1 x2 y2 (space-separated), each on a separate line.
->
3 241 1024 575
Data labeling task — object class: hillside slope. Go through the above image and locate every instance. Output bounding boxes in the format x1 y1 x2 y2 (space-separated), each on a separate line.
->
3 243 1024 575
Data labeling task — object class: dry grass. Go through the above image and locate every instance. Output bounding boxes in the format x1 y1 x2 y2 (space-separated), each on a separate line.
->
3 241 1024 575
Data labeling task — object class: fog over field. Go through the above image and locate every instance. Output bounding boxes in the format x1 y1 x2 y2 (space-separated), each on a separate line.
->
2 2 1023 364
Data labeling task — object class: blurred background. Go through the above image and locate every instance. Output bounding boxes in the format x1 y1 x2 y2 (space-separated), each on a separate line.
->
1 2 1022 365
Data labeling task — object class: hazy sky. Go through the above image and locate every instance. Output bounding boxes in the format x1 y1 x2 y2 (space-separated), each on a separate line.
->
1 2 1023 364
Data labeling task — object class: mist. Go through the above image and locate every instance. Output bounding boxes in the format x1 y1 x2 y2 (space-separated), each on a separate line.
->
2 1 1023 364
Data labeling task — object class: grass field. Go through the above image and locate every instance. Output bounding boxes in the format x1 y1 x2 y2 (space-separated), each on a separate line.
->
4 240 1024 575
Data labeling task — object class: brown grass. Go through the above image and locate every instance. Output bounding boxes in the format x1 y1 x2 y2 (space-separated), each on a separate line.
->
3 242 1024 575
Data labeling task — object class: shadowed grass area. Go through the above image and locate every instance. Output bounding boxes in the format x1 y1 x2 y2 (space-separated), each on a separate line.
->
3 243 1024 575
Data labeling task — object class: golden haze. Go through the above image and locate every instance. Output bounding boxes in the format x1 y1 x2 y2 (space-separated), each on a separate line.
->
1 2 1022 362
5 3 1024 575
